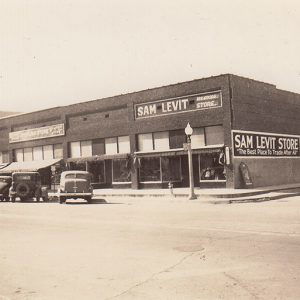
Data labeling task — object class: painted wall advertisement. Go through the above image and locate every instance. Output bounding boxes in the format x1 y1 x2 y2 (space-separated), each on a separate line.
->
232 130 300 157
135 91 222 119
9 123 65 143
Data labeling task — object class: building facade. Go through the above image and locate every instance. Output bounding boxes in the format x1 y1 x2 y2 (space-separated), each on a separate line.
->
1 74 300 189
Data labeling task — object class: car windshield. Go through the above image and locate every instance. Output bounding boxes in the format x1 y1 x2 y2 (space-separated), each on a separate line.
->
65 173 89 179
0 178 10 183
15 175 33 180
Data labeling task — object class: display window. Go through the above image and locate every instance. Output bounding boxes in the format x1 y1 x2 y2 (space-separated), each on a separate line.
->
112 159 131 182
139 157 161 182
161 156 182 182
139 156 182 183
89 161 106 183
199 152 226 182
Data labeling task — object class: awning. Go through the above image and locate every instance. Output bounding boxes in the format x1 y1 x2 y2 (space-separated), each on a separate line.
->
0 163 10 170
0 158 63 173
134 145 224 158
66 153 129 163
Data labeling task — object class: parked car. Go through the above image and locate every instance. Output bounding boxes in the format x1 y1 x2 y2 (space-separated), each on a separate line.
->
9 172 48 202
0 175 12 202
58 171 93 204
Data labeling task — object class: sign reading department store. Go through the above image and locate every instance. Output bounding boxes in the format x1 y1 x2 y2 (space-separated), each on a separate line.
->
9 123 65 143
232 130 300 157
134 91 222 119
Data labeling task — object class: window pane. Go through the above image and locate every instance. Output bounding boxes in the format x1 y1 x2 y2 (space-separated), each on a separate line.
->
89 161 105 183
23 147 33 161
118 136 130 153
81 140 92 157
113 159 131 182
154 131 169 150
161 156 182 182
205 126 224 145
70 141 81 158
138 133 153 151
54 144 63 159
200 152 226 181
105 137 118 154
43 145 53 160
33 146 43 161
92 139 105 155
139 157 161 182
191 128 205 149
1 151 9 163
15 149 24 162
169 129 186 149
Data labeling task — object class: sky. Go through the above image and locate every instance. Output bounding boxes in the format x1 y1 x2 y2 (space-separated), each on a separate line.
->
1 0 300 113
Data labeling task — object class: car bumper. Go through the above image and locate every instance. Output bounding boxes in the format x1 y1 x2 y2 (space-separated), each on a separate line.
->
59 193 93 197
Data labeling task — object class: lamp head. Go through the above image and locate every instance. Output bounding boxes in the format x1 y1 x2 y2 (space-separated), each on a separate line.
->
184 122 193 137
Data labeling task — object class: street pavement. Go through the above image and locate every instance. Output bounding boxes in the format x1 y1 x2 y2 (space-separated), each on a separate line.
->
0 195 299 300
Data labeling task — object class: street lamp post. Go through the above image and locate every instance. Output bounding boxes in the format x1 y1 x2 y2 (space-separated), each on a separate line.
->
185 122 197 200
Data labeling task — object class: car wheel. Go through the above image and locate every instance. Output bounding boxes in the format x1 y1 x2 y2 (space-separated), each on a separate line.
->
59 196 65 204
16 183 30 199
42 196 49 202
10 197 15 203
86 197 92 204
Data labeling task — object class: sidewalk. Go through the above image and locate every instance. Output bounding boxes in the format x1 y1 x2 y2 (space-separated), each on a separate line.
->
92 183 300 204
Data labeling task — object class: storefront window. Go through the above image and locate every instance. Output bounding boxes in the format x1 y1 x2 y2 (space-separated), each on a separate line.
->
33 146 43 161
199 152 226 181
191 128 205 149
161 156 182 182
154 131 169 150
0 151 9 163
118 136 130 153
112 159 131 182
139 157 161 182
81 140 92 157
89 161 105 183
54 144 63 159
70 141 81 158
105 137 118 154
138 133 153 151
14 149 24 162
43 145 54 160
24 147 33 161
205 126 224 145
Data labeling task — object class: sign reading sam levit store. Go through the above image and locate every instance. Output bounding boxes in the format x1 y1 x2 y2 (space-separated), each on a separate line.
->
9 123 65 143
232 130 300 157
134 91 222 119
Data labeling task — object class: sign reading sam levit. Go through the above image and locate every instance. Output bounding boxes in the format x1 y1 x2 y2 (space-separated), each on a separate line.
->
134 91 222 119
232 130 300 157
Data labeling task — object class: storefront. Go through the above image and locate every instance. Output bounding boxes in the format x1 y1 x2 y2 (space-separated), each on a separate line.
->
1 74 300 189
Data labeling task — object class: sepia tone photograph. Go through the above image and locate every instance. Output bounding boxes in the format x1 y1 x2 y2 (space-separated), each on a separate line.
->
0 0 300 299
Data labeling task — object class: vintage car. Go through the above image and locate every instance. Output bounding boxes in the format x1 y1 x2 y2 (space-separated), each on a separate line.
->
0 175 12 202
58 171 93 204
9 172 48 202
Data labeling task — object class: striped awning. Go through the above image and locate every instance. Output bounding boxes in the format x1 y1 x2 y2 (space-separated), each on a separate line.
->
0 158 62 173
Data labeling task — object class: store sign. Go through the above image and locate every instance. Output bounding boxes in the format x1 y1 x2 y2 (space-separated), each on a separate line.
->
9 123 65 143
135 91 222 119
232 130 300 157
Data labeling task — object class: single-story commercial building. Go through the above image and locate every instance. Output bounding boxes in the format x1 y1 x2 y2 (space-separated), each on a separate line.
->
1 74 300 190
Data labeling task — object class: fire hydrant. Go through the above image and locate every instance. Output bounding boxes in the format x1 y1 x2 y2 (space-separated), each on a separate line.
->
168 181 174 196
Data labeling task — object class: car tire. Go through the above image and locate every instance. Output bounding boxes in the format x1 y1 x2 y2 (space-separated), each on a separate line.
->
86 197 92 204
59 196 65 204
10 197 15 203
16 183 30 199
